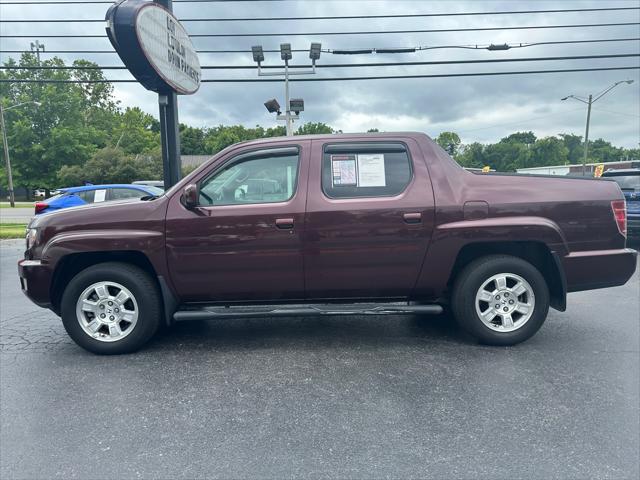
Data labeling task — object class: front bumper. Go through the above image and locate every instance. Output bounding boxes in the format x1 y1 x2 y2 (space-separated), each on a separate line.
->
18 259 53 308
562 248 637 293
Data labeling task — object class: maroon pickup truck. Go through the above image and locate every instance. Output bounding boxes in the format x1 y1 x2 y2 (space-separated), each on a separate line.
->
19 132 637 354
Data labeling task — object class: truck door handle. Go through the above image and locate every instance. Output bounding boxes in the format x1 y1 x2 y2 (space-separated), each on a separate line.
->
275 218 295 229
403 212 422 224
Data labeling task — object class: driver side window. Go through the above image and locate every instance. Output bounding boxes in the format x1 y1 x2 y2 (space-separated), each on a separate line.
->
199 150 299 206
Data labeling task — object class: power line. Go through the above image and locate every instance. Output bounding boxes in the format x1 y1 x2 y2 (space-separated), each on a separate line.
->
591 107 640 118
2 66 638 83
2 22 639 38
2 53 638 70
1 37 638 56
456 107 587 133
0 0 285 3
2 6 638 22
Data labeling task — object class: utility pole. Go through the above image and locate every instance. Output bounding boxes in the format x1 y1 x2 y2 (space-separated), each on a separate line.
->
582 95 592 177
0 101 41 206
0 104 15 207
562 80 634 176
155 0 181 189
30 40 45 63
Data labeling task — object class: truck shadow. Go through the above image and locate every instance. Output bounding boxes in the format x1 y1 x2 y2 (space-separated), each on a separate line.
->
148 313 474 352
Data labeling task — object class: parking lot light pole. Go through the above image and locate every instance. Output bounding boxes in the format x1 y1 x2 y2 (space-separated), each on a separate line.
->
0 100 41 207
252 43 321 135
562 80 634 176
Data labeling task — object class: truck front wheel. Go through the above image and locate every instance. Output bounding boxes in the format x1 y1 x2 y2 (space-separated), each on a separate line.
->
451 255 550 346
60 262 161 354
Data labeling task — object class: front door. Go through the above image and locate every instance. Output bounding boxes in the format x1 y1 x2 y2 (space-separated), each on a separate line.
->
304 138 435 300
165 143 308 303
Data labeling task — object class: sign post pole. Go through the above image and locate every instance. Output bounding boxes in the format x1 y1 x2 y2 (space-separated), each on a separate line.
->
106 0 200 190
155 0 181 189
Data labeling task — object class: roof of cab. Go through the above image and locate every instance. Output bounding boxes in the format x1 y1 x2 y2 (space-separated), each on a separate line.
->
230 131 431 148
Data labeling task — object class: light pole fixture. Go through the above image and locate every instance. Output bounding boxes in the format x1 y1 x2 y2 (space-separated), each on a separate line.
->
251 42 321 135
562 80 635 176
264 98 281 114
0 100 41 207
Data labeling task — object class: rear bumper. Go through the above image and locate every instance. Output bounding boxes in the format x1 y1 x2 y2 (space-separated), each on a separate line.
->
17 259 53 308
562 248 637 292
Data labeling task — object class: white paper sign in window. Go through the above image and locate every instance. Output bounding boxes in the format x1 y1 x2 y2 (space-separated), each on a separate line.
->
94 189 107 203
331 154 357 186
357 154 386 187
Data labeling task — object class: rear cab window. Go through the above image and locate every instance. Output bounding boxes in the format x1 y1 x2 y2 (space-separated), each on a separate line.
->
321 142 413 199
603 173 640 190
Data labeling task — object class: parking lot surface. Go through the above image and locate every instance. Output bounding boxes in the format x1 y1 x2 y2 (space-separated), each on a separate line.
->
1 238 639 479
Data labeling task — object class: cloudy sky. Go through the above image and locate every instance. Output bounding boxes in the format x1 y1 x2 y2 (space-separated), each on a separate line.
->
1 0 639 147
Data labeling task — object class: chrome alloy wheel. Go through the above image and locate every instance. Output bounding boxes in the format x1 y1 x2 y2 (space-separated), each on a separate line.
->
474 273 535 333
75 281 139 342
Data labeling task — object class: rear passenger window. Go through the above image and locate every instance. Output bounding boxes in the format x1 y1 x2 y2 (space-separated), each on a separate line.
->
322 143 412 198
76 190 95 203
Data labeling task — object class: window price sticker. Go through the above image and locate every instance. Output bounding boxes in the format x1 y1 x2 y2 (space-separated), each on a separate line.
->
331 154 357 186
357 154 386 187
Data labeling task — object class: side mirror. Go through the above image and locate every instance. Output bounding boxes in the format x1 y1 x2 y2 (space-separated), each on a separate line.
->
183 184 198 209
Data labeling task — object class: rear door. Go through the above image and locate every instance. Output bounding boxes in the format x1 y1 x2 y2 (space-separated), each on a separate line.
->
304 138 435 300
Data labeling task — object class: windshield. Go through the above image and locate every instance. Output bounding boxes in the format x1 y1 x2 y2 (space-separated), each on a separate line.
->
605 174 640 190
42 193 63 204
145 186 165 196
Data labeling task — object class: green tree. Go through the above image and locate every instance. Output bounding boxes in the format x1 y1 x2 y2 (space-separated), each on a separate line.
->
456 142 486 168
502 131 536 145
57 147 162 186
179 124 206 155
559 133 583 164
436 131 462 157
295 122 334 135
0 53 120 189
529 136 569 167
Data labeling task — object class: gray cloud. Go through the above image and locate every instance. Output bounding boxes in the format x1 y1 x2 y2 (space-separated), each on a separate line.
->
1 0 638 147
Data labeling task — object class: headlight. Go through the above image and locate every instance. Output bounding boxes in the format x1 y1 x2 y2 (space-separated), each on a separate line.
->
25 228 38 251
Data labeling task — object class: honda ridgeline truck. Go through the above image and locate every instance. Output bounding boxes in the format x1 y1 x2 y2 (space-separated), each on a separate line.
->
18 133 637 354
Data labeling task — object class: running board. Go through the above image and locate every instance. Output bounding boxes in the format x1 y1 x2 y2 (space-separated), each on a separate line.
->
173 302 443 322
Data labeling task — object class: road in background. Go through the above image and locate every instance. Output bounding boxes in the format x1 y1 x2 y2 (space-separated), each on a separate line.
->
0 207 33 224
1 239 638 479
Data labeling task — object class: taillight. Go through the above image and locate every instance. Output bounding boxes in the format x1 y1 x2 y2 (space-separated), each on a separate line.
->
611 200 627 237
34 202 48 214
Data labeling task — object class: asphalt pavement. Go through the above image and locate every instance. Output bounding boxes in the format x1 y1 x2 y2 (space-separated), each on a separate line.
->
1 238 639 479
0 207 33 224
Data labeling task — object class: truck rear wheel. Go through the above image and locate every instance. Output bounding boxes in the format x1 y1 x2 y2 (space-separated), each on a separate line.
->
451 255 550 346
60 262 161 354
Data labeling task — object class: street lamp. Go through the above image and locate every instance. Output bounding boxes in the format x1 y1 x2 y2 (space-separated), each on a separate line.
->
0 100 41 207
561 80 634 176
251 43 321 135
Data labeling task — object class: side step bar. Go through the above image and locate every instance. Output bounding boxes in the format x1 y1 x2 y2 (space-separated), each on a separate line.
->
173 302 443 322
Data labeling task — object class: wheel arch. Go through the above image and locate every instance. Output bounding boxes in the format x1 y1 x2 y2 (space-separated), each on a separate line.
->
50 251 176 323
447 241 566 311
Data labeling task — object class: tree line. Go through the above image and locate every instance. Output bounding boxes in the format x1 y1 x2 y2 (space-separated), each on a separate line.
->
1 53 637 189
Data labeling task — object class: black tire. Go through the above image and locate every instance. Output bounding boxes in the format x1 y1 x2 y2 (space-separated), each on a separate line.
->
60 262 161 354
451 255 550 346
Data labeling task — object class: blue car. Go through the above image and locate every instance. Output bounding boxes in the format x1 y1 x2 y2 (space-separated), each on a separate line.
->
35 184 164 215
602 169 640 238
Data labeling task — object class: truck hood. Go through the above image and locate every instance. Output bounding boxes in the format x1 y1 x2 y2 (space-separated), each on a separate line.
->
29 195 169 232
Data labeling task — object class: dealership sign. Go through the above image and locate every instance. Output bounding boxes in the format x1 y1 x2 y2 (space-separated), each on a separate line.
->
105 0 201 94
